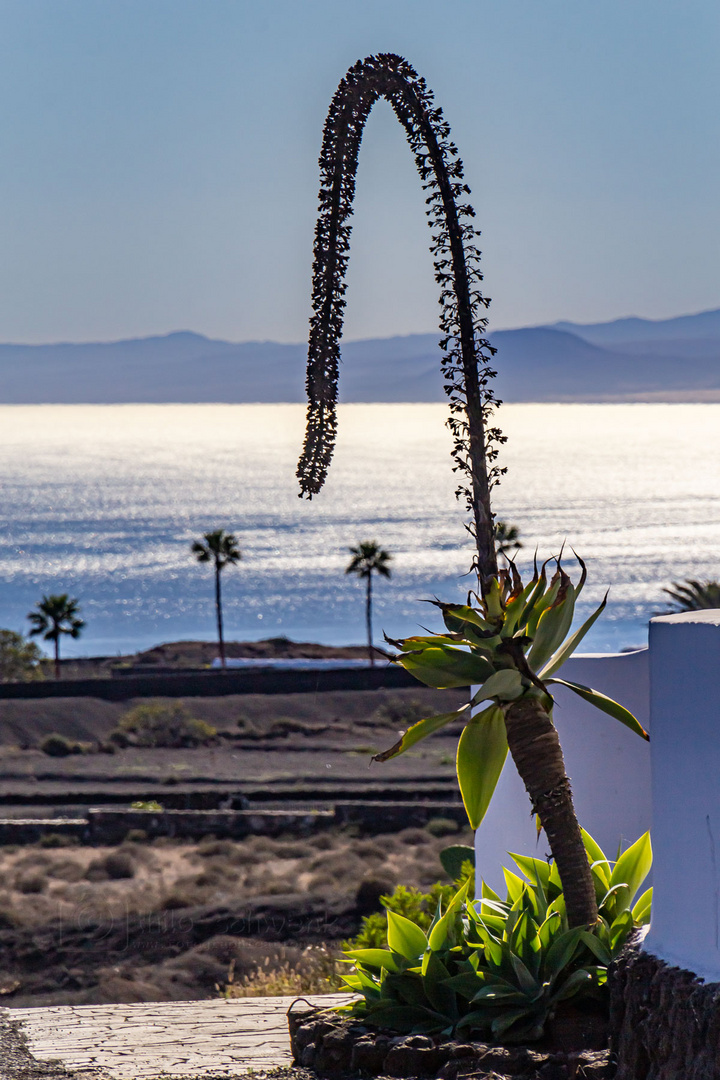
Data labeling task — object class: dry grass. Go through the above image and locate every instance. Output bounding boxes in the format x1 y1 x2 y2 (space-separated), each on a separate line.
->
218 946 344 998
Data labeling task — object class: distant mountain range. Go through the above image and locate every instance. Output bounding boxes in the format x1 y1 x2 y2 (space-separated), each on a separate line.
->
1 307 719 403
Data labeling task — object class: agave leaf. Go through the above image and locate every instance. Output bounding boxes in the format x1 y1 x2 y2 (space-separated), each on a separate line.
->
440 844 476 881
508 853 552 892
422 952 458 1019
538 593 608 679
608 832 653 912
433 601 499 636
372 706 468 763
387 910 428 961
632 886 653 925
444 971 485 998
516 562 549 631
491 1006 537 1040
399 644 494 689
428 879 470 951
550 967 594 1003
454 1008 494 1033
545 677 649 740
525 572 562 638
472 985 530 1005
537 911 562 951
578 931 612 966
503 868 527 905
500 577 540 638
527 587 577 672
609 910 635 954
481 880 503 903
399 633 468 649
456 706 508 830
344 948 403 973
581 829 612 887
476 896 511 918
542 927 583 983
472 668 525 704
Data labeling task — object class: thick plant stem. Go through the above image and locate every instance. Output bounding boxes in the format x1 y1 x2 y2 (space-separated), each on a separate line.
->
215 563 226 671
366 573 374 667
503 695 598 928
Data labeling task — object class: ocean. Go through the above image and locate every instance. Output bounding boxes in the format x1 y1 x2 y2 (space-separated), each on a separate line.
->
0 402 717 657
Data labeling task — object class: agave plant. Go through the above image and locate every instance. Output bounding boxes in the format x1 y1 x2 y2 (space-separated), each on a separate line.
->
375 555 649 928
342 830 652 1043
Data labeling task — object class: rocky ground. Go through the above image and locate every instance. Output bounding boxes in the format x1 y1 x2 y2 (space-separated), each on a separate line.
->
0 824 471 1008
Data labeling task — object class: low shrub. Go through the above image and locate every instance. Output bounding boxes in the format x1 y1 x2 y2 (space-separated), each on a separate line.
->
38 832 78 848
15 872 46 894
426 816 461 838
355 875 398 915
104 852 135 880
124 829 148 844
46 859 84 883
0 629 44 682
397 827 432 846
374 696 427 729
39 733 81 757
113 702 217 748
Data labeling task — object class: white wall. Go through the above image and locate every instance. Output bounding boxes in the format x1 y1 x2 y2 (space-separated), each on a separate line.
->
474 649 651 892
643 611 720 981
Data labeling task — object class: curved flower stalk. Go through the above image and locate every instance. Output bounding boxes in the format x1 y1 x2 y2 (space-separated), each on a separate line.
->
296 53 501 582
376 556 649 928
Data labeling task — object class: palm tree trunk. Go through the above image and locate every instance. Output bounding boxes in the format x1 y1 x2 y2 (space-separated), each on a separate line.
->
54 637 60 681
215 563 226 671
366 573 374 667
503 695 597 928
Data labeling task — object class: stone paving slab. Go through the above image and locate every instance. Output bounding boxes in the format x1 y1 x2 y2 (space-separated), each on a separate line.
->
9 994 351 1079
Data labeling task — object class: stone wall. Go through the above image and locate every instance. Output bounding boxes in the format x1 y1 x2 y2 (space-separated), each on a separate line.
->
610 941 720 1080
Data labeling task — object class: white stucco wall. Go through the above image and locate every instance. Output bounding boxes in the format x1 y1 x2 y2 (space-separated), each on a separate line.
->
643 611 720 982
474 649 651 892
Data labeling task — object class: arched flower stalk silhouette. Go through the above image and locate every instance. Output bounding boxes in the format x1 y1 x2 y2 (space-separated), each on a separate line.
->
298 54 647 929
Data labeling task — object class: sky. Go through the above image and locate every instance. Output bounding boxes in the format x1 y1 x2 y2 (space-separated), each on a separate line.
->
0 0 718 345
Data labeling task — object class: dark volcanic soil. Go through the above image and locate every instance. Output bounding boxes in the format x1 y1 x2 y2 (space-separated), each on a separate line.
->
0 825 472 1008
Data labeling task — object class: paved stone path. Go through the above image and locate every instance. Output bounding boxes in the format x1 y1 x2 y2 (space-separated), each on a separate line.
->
9 994 350 1078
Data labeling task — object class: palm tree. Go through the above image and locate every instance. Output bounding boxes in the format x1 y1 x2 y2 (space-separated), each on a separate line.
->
27 594 84 679
346 541 392 666
663 578 720 611
495 520 523 559
191 529 241 670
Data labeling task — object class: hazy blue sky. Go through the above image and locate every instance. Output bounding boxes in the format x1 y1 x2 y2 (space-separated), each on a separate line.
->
0 0 718 343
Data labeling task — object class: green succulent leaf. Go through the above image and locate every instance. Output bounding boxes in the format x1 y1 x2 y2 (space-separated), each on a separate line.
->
545 677 649 740
551 967 594 1003
344 948 402 972
456 705 508 830
473 668 525 704
526 586 577 672
398 644 494 689
372 706 468 763
581 829 612 887
631 886 653 925
387 910 428 960
538 593 609 680
608 832 653 913
440 844 476 880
